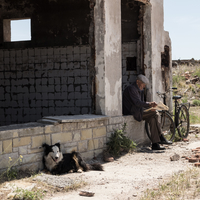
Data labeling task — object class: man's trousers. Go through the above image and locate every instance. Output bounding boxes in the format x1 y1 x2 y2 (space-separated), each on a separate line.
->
142 110 161 143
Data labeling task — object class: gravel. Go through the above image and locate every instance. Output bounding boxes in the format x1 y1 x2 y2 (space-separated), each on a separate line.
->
42 134 200 200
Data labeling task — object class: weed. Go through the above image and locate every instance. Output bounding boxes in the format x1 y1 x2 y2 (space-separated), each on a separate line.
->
64 180 87 192
173 131 182 142
140 168 200 200
14 187 45 200
172 75 185 88
193 99 200 106
181 97 188 104
106 123 137 156
190 113 200 124
0 141 23 181
192 68 200 78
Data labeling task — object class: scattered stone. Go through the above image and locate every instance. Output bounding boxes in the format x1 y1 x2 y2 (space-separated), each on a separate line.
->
170 154 180 161
194 163 200 167
79 191 95 197
189 130 196 133
103 151 114 162
183 138 189 142
192 149 200 152
188 158 199 163
194 154 200 158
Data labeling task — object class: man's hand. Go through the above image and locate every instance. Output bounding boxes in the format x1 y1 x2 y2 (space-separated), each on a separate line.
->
149 102 157 108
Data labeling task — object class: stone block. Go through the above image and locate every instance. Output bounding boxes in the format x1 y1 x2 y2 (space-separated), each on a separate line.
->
62 123 77 131
107 125 114 133
63 142 77 148
88 139 99 151
22 153 43 164
65 147 78 153
45 135 51 145
93 127 106 138
3 140 12 154
13 147 18 153
73 130 81 142
18 162 42 172
98 137 106 148
81 151 94 161
45 124 63 134
19 146 28 155
109 116 124 125
87 121 98 128
0 130 18 140
81 129 92 140
0 141 2 155
52 132 73 144
78 141 87 152
13 137 31 147
28 148 43 154
18 126 44 137
0 152 18 169
77 122 87 129
32 135 46 148
94 149 104 157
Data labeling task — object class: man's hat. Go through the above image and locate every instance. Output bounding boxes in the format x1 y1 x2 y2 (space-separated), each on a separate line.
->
137 74 149 85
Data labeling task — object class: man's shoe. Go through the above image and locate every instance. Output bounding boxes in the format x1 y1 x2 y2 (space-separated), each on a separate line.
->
152 143 165 150
159 134 173 145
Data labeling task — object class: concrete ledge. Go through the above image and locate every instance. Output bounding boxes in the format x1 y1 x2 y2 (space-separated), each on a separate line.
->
43 115 109 123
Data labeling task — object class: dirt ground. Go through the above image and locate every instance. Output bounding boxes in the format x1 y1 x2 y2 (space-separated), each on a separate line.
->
1 127 200 200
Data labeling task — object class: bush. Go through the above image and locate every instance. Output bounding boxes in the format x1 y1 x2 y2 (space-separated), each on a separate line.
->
106 123 137 156
192 99 200 106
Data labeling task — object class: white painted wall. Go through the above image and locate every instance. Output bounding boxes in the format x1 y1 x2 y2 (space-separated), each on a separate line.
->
95 0 122 116
104 0 122 116
149 0 172 107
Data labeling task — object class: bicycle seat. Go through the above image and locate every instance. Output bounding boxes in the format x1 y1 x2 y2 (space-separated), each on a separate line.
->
172 95 182 100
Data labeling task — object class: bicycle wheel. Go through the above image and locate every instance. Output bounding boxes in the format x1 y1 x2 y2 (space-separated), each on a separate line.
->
177 105 190 138
145 111 175 142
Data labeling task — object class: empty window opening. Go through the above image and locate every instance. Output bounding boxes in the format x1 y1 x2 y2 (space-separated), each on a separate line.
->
126 57 137 71
3 19 31 42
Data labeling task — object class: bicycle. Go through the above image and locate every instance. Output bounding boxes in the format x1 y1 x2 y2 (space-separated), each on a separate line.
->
145 88 190 142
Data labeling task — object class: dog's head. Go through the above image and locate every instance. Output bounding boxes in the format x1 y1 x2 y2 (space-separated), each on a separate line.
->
42 143 62 163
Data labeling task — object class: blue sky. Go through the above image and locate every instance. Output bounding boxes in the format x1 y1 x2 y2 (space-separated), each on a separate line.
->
164 0 200 60
11 19 31 42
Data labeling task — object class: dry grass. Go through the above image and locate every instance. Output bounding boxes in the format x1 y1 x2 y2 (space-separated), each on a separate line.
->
190 106 200 124
140 168 200 200
172 64 200 100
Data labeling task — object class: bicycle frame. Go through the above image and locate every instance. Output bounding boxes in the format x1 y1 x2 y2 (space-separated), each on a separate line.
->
157 89 190 130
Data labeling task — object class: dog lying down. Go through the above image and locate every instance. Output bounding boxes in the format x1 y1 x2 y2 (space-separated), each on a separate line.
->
42 143 103 175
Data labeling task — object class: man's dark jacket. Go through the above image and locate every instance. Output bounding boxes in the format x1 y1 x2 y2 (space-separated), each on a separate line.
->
123 81 150 122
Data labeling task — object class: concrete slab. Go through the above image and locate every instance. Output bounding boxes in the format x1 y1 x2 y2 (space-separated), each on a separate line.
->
37 119 60 125
43 115 109 123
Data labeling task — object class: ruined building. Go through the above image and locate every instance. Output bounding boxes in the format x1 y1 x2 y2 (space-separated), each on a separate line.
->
0 0 172 171
0 0 172 126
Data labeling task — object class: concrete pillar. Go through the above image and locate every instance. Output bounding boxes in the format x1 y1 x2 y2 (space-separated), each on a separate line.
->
94 0 122 116
143 4 153 102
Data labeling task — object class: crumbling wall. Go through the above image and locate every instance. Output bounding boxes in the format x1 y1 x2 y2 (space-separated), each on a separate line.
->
0 0 95 126
121 1 140 91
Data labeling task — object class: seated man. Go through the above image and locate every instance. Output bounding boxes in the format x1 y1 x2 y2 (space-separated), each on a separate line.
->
123 74 172 150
